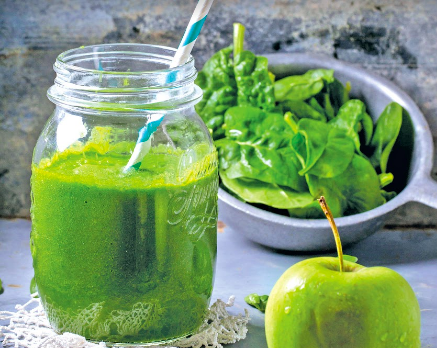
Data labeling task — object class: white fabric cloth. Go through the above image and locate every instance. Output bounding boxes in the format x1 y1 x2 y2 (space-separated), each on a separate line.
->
0 295 249 348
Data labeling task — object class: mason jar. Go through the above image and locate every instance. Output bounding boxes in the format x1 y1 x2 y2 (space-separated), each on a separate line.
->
30 44 218 345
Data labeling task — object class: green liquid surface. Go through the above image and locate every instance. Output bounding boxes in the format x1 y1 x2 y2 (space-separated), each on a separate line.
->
31 142 218 344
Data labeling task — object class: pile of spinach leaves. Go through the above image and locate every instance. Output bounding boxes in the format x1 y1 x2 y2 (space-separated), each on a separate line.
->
195 23 403 218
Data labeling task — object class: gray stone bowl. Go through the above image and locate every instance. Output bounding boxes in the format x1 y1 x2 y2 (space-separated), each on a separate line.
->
218 53 437 252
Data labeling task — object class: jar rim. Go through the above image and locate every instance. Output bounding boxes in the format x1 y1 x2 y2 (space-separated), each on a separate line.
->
48 43 202 113
55 43 195 76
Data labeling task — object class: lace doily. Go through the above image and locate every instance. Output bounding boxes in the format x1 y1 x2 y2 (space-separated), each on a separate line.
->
0 295 249 348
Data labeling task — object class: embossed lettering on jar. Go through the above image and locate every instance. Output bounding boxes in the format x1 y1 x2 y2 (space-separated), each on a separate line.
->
30 44 218 344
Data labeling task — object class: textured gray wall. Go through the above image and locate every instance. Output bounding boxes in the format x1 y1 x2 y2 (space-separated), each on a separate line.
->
1 0 437 225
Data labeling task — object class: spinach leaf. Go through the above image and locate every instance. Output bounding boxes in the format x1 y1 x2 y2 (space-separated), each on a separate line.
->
284 112 299 135
329 99 366 153
304 69 335 82
197 24 400 220
195 23 276 139
291 179 345 218
379 172 394 188
323 93 335 120
223 106 294 149
195 46 237 139
292 119 330 175
245 293 269 313
281 100 326 122
327 79 351 114
361 112 374 145
288 200 334 219
274 69 334 102
216 107 307 192
336 155 385 215
220 171 314 209
234 51 275 111
381 189 397 202
233 22 245 57
305 128 355 178
292 119 355 178
298 155 385 218
369 102 403 173
30 276 39 296
309 97 326 117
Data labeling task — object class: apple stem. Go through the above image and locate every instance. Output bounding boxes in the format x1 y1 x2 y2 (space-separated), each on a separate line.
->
318 196 344 273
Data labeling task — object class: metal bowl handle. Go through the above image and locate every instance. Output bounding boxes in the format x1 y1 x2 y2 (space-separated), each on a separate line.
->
407 174 437 210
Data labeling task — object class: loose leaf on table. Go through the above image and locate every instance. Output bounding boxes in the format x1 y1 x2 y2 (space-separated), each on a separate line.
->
245 293 269 313
280 100 327 122
29 276 39 297
220 170 314 209
329 99 367 153
369 102 403 173
292 119 355 178
234 51 276 111
274 69 335 102
195 46 237 139
216 106 307 191
30 277 37 293
0 278 3 295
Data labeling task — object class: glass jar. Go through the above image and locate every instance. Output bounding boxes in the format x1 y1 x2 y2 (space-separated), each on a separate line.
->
30 44 218 345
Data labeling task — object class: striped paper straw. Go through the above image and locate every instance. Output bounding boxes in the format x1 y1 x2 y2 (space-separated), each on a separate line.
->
124 114 164 170
124 0 215 172
170 0 215 68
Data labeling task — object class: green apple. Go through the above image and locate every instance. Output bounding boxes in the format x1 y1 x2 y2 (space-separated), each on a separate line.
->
265 197 421 348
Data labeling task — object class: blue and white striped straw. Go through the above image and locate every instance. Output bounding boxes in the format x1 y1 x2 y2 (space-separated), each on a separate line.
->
169 0 215 69
124 114 165 170
124 0 215 172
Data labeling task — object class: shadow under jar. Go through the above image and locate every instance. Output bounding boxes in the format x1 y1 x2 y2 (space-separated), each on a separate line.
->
30 44 218 345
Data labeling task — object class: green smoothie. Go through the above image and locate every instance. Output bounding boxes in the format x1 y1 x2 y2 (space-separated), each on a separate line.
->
30 129 218 343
